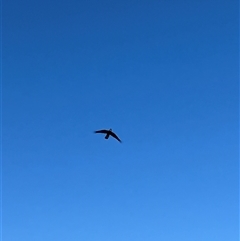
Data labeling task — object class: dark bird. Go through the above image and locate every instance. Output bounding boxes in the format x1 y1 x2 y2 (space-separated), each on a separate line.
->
94 128 122 143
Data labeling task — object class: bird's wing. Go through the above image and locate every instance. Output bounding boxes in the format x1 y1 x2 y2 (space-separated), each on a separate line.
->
94 129 108 134
110 132 122 143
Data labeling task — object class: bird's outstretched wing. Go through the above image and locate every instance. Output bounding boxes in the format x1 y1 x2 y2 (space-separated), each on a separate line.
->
94 129 108 134
110 132 122 143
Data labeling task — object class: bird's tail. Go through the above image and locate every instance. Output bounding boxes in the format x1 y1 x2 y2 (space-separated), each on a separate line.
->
105 134 110 139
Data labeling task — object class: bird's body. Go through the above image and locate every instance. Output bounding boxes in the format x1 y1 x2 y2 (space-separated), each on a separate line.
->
94 128 122 143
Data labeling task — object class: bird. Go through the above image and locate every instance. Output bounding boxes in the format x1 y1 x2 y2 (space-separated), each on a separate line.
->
94 128 122 143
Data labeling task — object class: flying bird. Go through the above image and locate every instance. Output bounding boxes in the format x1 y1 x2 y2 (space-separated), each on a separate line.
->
94 128 122 143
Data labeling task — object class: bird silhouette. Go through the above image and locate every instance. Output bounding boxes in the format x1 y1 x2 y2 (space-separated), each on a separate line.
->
94 128 122 143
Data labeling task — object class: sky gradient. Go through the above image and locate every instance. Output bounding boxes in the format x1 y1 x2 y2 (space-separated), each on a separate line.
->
3 0 239 240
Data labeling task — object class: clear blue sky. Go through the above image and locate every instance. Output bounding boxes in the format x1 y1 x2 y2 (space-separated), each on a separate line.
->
3 0 239 240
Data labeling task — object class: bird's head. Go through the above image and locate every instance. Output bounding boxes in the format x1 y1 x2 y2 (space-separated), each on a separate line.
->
109 128 112 131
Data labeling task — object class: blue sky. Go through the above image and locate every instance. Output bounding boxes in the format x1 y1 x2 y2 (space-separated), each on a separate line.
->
3 0 239 240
